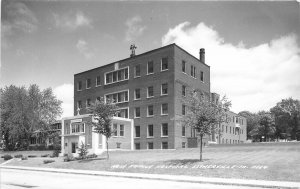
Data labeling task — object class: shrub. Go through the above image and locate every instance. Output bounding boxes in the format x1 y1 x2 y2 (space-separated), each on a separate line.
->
63 154 74 162
43 160 55 164
86 153 97 159
28 155 37 158
41 154 49 157
22 157 28 160
78 142 88 159
3 154 13 160
14 154 23 158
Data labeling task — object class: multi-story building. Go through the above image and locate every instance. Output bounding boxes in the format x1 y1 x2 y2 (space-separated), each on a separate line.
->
73 43 246 150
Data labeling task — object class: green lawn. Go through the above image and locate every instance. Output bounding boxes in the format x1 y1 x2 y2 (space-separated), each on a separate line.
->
2 142 300 182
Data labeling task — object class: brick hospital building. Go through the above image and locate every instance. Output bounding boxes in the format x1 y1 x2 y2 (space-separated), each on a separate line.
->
73 43 246 150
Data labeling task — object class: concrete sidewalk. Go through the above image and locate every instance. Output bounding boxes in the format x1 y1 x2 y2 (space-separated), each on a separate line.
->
1 165 299 189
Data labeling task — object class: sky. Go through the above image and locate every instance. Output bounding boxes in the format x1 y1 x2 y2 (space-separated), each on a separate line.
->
1 1 300 118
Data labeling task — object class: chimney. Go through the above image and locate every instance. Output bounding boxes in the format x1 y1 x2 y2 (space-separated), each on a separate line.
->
199 48 205 63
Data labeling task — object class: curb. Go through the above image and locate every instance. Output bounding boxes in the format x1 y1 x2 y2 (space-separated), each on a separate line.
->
1 165 300 189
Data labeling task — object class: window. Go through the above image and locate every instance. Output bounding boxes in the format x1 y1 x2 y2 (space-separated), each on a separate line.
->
147 86 154 98
161 83 168 95
86 99 91 107
71 123 84 134
77 101 82 109
147 61 154 74
134 89 141 100
116 143 121 148
112 123 118 136
191 65 196 78
230 127 231 134
182 142 186 148
135 143 140 150
148 142 154 149
162 123 168 137
105 67 129 85
182 104 186 115
182 126 185 137
117 108 129 118
77 81 82 91
120 124 124 136
147 105 154 117
135 107 140 118
105 90 129 104
161 103 168 115
86 79 91 89
182 61 186 73
226 126 228 133
182 85 186 97
162 142 168 149
135 126 140 138
200 71 204 82
161 57 168 71
148 124 154 137
134 65 141 77
96 76 101 86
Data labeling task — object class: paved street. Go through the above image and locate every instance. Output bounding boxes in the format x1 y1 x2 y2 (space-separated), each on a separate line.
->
0 168 265 189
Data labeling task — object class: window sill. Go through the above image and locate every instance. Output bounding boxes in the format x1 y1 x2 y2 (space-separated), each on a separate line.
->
86 87 91 89
134 76 141 79
134 117 141 119
147 73 154 76
147 115 154 118
95 85 101 87
147 96 154 99
160 94 168 96
77 90 82 92
161 69 168 72
134 98 141 101
161 136 168 138
161 114 168 116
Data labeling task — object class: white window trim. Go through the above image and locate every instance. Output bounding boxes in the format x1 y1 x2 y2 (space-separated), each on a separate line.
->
134 107 141 118
70 123 85 134
161 83 168 96
182 61 186 73
112 123 118 138
161 104 168 116
134 65 141 78
147 61 154 75
86 79 91 89
147 125 154 138
147 86 154 98
161 123 168 137
147 105 154 117
116 107 129 119
147 142 154 150
182 126 186 137
182 85 186 97
119 124 125 137
200 71 204 83
161 58 168 72
104 89 129 104
95 76 101 87
104 66 129 85
134 89 141 100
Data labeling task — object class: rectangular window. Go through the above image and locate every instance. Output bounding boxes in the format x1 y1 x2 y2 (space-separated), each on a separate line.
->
200 71 204 82
191 65 196 78
105 67 129 85
135 107 140 118
182 61 186 73
112 123 118 136
182 126 185 137
86 99 91 107
135 143 140 150
148 142 154 149
119 124 124 136
182 85 186 96
161 83 168 95
147 86 154 98
162 142 168 149
147 105 154 116
77 101 82 109
105 90 129 104
96 76 101 86
182 142 186 148
135 126 140 138
162 123 168 137
134 89 141 100
86 79 91 89
71 123 84 134
77 81 82 91
161 103 168 115
226 126 228 133
148 124 153 137
147 61 154 74
230 127 231 134
134 65 141 77
194 66 196 78
182 104 186 115
161 57 168 71
117 108 129 118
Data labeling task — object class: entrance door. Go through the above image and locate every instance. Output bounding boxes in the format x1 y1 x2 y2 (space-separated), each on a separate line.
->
71 142 76 153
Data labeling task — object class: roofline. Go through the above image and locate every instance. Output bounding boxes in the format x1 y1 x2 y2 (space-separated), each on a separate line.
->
74 43 210 76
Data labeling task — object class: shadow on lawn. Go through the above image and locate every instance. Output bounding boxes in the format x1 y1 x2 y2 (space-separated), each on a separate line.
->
78 157 107 163
164 159 210 165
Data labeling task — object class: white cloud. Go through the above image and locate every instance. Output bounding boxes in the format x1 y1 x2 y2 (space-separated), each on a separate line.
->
125 16 146 42
53 11 92 31
54 84 74 118
162 22 300 113
76 39 94 59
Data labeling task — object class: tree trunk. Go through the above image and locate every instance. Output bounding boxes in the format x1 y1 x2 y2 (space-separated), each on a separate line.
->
106 138 109 160
200 134 203 162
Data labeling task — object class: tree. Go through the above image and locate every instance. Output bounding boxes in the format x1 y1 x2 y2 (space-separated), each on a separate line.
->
270 98 300 140
180 93 231 161
238 111 259 140
87 97 119 159
249 111 275 142
0 85 62 150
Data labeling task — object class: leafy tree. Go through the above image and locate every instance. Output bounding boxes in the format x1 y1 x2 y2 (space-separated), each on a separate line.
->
238 111 259 140
180 92 231 161
78 141 89 159
249 111 275 142
87 97 119 159
270 98 300 140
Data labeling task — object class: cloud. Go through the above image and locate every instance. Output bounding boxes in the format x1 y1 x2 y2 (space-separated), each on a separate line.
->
54 84 74 118
162 22 300 113
53 11 92 31
76 39 94 59
125 16 146 42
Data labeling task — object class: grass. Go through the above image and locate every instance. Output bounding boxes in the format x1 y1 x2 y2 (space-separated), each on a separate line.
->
1 142 300 182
